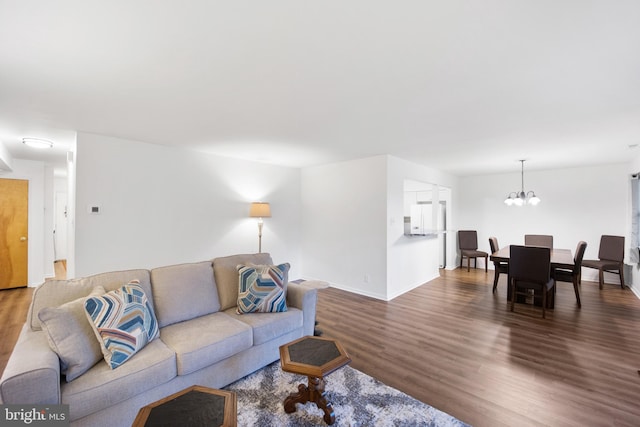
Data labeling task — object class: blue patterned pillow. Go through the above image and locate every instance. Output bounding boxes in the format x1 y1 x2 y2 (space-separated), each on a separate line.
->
84 280 159 369
236 263 290 314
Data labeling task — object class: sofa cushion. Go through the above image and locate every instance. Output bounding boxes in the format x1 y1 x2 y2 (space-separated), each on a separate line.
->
213 253 273 311
27 269 152 331
223 307 303 346
84 269 153 309
84 281 159 369
237 263 290 314
150 261 221 328
38 286 106 382
60 338 176 421
28 280 96 332
159 312 252 375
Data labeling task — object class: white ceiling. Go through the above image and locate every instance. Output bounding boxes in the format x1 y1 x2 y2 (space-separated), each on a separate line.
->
1 1 639 176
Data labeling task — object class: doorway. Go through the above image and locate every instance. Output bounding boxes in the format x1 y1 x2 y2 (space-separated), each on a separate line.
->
0 178 29 289
403 181 453 269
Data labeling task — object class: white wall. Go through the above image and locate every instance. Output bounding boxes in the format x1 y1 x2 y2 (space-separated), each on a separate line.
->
387 157 458 299
300 156 388 299
74 132 301 278
0 159 48 285
0 140 12 171
457 163 628 284
74 146 458 300
67 132 640 300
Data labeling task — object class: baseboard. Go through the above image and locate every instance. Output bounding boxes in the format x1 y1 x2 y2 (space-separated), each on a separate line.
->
579 269 625 285
386 274 440 300
327 282 389 301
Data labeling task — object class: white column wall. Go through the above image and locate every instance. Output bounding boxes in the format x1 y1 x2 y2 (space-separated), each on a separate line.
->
300 155 457 301
628 152 640 294
53 176 68 261
457 163 628 285
43 165 55 278
66 147 77 279
74 132 301 278
300 156 388 299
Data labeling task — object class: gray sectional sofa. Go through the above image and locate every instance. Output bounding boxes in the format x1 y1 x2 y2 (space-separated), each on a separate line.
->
0 253 318 426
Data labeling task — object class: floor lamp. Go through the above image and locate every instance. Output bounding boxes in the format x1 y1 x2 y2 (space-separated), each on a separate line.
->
249 202 271 253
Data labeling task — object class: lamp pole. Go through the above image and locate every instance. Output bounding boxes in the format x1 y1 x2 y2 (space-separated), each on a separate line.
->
257 218 264 253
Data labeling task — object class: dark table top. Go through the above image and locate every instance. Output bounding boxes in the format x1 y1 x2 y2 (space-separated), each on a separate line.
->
132 385 236 427
490 247 574 269
280 336 351 378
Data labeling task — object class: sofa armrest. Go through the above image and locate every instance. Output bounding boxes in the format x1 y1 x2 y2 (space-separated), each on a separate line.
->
287 283 318 337
0 325 61 405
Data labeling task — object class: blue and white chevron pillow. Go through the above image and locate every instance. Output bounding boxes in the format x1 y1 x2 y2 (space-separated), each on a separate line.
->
84 280 159 369
236 263 290 314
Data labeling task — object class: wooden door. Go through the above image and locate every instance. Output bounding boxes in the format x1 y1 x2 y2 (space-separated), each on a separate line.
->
0 178 29 289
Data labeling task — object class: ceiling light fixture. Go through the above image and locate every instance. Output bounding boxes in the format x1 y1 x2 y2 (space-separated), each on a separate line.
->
504 160 540 206
22 137 54 149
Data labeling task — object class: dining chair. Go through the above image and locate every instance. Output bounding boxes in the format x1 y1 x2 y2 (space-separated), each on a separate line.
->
489 237 508 293
509 245 555 318
524 234 554 249
458 230 488 272
582 235 625 289
553 241 587 308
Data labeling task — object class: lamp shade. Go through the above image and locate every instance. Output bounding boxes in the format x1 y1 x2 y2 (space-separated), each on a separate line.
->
249 202 271 218
528 193 541 205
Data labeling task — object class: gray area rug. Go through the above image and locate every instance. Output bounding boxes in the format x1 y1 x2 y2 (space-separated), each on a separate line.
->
225 361 471 426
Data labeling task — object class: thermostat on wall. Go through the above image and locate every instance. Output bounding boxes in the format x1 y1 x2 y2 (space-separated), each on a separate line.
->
88 205 101 214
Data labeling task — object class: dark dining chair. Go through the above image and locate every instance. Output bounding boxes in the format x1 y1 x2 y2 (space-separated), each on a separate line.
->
489 237 508 293
458 230 488 272
582 235 625 289
553 241 587 308
524 234 554 249
509 245 555 318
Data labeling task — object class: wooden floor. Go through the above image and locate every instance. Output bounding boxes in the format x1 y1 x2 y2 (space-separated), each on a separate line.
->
0 286 33 375
315 269 640 427
1 268 639 426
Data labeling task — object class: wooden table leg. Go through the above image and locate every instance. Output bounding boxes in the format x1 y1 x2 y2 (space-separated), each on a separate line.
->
283 376 335 425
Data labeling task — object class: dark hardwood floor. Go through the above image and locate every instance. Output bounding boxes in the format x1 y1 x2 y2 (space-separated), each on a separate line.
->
1 269 639 426
316 269 640 427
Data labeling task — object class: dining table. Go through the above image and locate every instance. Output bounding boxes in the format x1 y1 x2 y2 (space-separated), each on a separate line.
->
490 246 574 308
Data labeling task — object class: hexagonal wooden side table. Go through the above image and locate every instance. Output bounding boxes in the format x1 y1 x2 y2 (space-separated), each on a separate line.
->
279 336 352 425
132 385 236 427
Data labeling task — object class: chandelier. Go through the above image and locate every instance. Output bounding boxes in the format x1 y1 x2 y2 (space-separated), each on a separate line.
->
504 160 540 206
